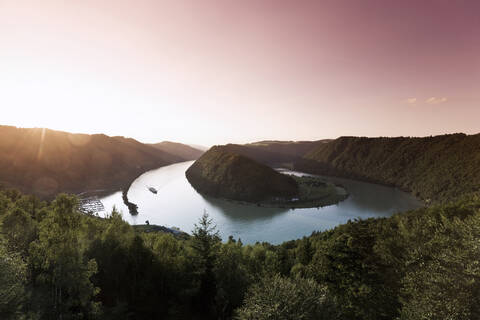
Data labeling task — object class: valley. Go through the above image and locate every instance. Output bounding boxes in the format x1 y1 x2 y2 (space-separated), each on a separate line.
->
2 2 479 318
99 161 420 244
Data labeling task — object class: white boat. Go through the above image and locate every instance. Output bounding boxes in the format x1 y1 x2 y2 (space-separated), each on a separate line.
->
148 187 158 194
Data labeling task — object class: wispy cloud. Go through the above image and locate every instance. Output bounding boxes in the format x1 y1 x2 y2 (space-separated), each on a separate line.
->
425 97 447 104
404 97 448 106
405 98 417 104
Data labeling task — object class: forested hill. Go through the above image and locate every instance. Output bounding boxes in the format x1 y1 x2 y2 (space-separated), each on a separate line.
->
297 133 480 203
0 126 195 198
186 146 299 202
149 141 204 160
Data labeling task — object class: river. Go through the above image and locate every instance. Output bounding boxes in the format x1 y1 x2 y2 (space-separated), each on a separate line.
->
100 161 422 244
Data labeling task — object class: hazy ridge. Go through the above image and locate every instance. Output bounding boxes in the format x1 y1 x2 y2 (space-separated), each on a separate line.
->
150 141 204 161
297 133 480 203
0 125 203 198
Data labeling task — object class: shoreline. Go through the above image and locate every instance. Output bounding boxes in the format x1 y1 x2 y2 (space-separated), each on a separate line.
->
200 176 349 209
213 193 349 209
292 161 428 206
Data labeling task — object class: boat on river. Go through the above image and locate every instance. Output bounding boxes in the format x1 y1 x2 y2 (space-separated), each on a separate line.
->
148 187 158 194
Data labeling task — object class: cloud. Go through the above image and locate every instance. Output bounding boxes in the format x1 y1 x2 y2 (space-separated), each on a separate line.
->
405 98 417 104
425 97 447 104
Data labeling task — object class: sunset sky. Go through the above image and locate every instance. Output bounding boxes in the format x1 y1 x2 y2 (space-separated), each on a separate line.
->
1 0 479 146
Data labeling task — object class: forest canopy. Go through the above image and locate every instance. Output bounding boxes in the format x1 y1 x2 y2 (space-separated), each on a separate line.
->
1 188 480 319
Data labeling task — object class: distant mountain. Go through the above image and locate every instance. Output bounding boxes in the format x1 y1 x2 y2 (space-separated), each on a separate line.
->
149 141 204 161
297 133 480 203
185 146 298 202
188 144 209 152
212 140 330 167
0 126 184 198
246 139 331 157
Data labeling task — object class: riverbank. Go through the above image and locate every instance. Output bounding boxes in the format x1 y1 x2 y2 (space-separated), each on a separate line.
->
212 175 348 209
133 224 190 240
77 196 189 239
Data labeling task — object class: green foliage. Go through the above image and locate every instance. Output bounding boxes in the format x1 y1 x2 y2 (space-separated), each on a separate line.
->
313 219 400 319
214 237 250 319
1 206 36 255
191 212 221 268
29 194 101 319
379 197 480 320
0 239 26 319
235 274 333 320
190 212 222 318
1 187 480 319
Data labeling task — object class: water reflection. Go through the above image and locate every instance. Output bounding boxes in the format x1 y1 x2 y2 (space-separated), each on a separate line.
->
201 195 289 222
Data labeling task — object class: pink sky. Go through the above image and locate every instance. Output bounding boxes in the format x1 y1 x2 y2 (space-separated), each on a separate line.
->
0 0 479 145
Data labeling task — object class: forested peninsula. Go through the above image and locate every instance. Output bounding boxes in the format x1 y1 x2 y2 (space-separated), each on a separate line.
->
185 146 299 202
185 146 347 207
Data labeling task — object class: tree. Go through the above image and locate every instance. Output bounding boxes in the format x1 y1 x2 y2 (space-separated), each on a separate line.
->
396 210 480 319
190 212 221 318
29 194 100 319
235 274 334 320
296 237 314 266
142 232 196 319
314 219 398 320
0 239 26 319
214 237 250 320
1 207 36 256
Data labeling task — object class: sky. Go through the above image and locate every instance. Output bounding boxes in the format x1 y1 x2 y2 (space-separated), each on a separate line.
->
0 0 479 146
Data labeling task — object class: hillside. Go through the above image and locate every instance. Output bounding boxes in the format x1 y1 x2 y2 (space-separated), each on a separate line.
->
185 146 299 202
297 133 480 203
0 126 184 198
149 141 204 160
